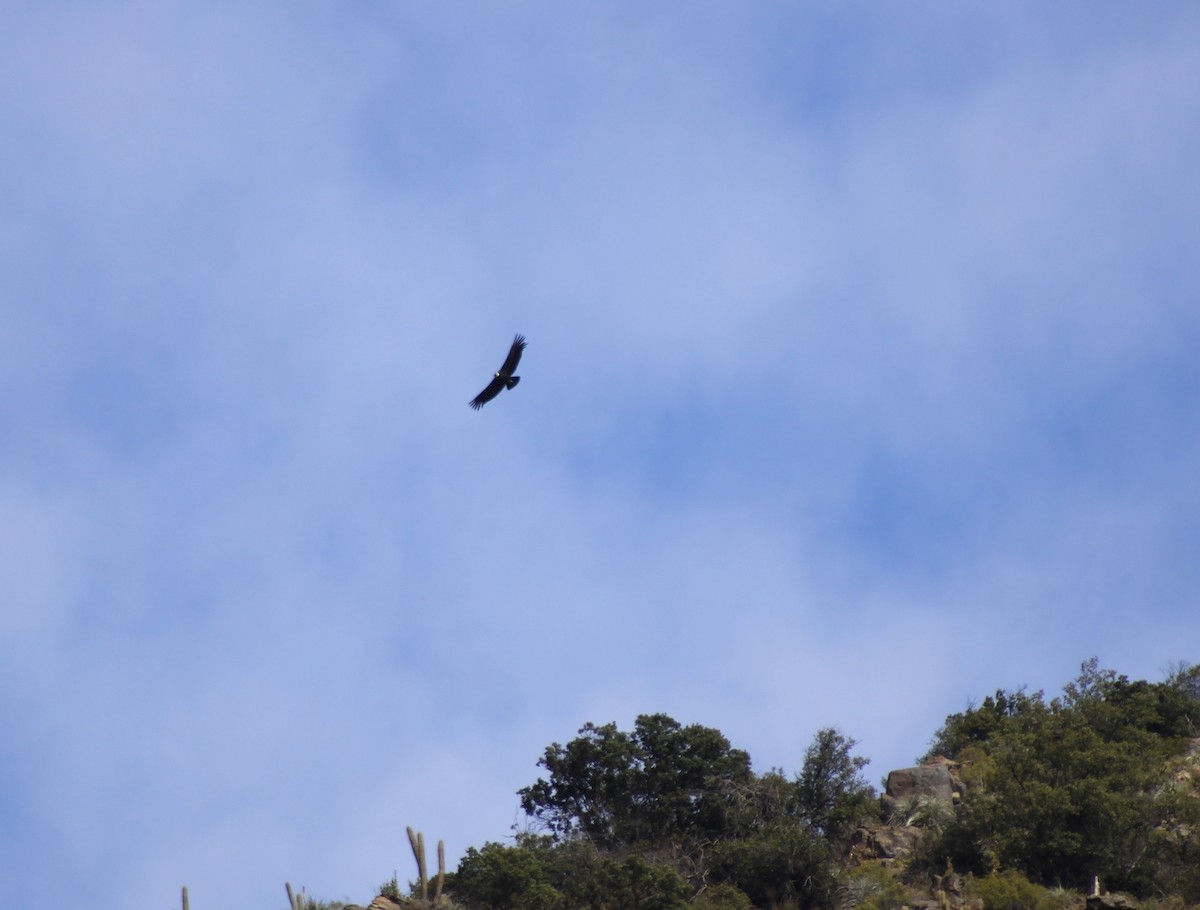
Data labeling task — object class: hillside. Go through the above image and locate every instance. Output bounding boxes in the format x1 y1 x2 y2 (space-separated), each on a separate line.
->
225 660 1200 910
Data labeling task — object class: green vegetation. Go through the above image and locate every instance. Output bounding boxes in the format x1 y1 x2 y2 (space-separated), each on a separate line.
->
691 884 755 910
922 659 1200 900
516 713 757 849
452 716 876 910
835 861 908 910
441 663 1199 909
449 837 690 910
378 875 405 901
964 870 1075 910
283 660 1200 910
885 794 952 832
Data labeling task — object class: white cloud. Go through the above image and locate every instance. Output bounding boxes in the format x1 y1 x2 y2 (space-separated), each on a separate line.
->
1 3 1198 908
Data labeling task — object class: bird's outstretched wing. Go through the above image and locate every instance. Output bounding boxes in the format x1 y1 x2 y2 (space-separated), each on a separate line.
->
470 375 507 410
469 334 528 410
500 334 527 375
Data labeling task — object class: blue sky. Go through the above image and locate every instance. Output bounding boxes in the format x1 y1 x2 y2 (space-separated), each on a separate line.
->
3 2 1199 907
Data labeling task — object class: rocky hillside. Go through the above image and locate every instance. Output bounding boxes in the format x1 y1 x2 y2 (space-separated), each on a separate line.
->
187 662 1200 910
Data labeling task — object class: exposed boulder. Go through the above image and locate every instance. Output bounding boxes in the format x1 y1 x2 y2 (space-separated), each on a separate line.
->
848 823 925 864
882 757 964 817
1086 894 1139 910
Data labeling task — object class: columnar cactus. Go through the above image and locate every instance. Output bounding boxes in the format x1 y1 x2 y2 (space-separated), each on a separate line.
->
407 826 445 906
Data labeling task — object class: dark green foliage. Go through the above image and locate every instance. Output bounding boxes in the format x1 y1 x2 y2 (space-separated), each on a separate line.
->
449 836 687 910
922 659 1200 897
454 718 880 910
1061 658 1197 742
922 818 990 879
796 728 876 843
691 883 755 910
707 820 834 909
378 875 404 901
1150 745 1200 906
965 870 1074 910
588 855 690 910
836 861 910 910
452 839 556 910
1164 660 1200 704
449 666 1197 910
925 687 1042 761
518 714 753 850
714 768 803 840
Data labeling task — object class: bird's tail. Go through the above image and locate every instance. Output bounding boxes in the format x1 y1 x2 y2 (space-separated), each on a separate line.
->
506 376 521 390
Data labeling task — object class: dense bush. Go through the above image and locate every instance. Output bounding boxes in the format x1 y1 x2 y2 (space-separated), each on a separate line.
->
836 861 909 910
965 870 1074 910
448 662 1199 910
925 659 1200 897
707 820 835 909
450 839 557 910
448 836 689 910
517 714 754 850
796 728 877 843
691 883 754 910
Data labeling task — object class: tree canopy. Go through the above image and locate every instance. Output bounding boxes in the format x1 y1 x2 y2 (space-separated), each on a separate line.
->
447 717 876 910
445 661 1200 910
517 713 755 850
926 658 1200 897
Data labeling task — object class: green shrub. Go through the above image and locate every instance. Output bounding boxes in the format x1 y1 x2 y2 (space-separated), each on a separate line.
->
591 855 689 910
379 875 404 901
450 837 688 910
708 821 834 908
451 841 550 910
838 861 909 910
691 883 754 910
925 660 1200 895
516 880 564 910
966 870 1074 910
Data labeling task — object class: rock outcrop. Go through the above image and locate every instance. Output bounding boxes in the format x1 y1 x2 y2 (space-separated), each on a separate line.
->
1086 894 1139 910
848 823 925 864
848 756 969 870
881 756 964 816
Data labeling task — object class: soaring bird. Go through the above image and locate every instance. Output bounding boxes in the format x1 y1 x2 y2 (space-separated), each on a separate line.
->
469 334 527 410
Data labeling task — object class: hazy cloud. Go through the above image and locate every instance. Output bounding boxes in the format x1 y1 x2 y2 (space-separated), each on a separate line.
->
2 4 1198 908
